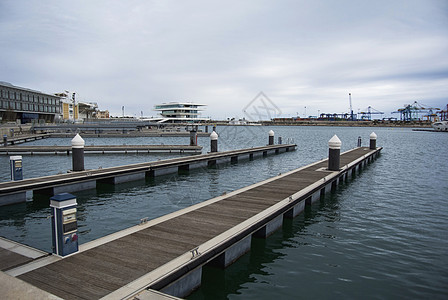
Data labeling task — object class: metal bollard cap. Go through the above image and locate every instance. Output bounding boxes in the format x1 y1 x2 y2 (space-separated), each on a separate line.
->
268 130 275 136
370 132 377 140
210 131 218 140
71 133 85 148
328 135 342 149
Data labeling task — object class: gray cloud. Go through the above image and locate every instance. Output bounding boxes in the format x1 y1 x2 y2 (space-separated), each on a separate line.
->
1 0 447 119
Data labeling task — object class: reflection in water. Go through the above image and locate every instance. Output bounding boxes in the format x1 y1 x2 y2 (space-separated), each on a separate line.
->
188 192 346 300
1 127 447 298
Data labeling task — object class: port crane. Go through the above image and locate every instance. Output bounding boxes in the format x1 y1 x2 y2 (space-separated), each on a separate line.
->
392 101 440 121
359 106 384 120
349 93 355 120
437 104 448 121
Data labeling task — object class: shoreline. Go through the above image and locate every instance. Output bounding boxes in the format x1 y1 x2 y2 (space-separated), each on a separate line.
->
0 120 433 139
211 120 433 128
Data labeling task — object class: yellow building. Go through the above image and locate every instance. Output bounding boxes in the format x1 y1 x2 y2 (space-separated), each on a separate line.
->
61 101 79 121
96 110 109 119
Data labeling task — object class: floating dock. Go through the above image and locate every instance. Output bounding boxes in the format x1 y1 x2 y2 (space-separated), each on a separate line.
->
2 134 50 146
49 132 211 138
2 145 382 299
0 144 296 206
0 145 203 155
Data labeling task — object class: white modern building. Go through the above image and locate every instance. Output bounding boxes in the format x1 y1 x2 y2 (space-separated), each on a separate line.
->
153 102 209 123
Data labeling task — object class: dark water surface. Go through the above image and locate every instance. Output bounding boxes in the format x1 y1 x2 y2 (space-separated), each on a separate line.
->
0 126 447 299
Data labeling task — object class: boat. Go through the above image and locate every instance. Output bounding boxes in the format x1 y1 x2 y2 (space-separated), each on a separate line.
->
432 121 448 131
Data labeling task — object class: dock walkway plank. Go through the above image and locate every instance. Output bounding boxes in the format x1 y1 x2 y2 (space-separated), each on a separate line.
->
16 147 379 299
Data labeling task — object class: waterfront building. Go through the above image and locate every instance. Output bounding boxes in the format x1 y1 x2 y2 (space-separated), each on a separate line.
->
0 81 61 123
55 91 79 121
78 102 98 120
96 110 110 119
61 101 79 121
153 102 208 123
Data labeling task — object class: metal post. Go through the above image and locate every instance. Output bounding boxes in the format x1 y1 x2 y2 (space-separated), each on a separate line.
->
357 136 362 147
370 132 377 149
3 135 7 147
268 130 274 145
190 129 197 146
328 135 341 171
71 134 85 172
210 131 218 152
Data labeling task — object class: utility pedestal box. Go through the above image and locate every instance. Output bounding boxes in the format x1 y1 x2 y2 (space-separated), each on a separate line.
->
50 193 79 256
10 156 23 180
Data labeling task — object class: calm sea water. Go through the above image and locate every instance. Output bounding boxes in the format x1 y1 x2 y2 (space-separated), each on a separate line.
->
0 126 447 299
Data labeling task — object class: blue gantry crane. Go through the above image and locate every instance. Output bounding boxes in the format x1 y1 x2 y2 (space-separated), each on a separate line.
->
392 101 440 121
359 106 384 120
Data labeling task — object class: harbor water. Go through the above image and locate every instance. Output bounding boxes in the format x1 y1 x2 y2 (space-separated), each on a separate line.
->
0 126 447 299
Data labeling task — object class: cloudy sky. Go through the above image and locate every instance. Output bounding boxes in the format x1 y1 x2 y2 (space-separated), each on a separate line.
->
1 0 447 119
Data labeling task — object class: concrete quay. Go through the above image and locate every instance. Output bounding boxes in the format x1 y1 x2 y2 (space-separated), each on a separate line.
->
3 145 381 299
0 144 296 206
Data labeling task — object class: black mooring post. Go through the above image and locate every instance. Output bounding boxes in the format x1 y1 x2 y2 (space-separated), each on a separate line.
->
71 134 85 171
210 131 218 152
328 135 341 171
370 132 377 150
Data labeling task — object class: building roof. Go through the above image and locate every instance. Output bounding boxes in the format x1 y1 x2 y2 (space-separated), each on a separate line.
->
0 81 61 98
155 102 207 106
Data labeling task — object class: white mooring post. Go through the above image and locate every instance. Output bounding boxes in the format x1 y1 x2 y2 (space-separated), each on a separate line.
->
71 134 85 172
268 130 274 145
370 132 377 150
328 135 341 171
210 131 218 152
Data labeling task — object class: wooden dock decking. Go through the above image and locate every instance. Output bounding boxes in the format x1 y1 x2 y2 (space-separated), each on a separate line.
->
9 146 381 299
0 144 202 155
